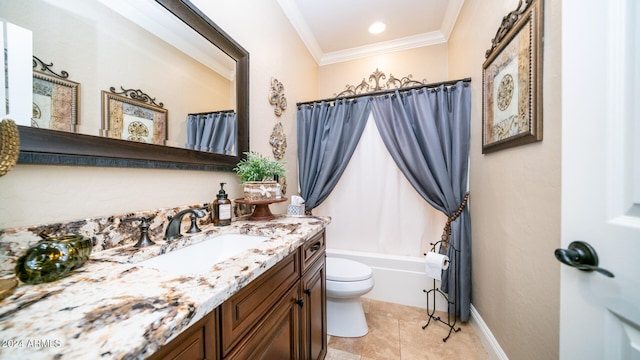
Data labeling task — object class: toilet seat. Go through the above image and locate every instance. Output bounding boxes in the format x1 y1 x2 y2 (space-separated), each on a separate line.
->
326 257 372 282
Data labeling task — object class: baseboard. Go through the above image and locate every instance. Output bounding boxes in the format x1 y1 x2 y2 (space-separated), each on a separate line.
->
469 304 509 360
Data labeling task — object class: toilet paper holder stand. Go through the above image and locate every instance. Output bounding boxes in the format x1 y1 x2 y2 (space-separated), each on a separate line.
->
422 240 461 342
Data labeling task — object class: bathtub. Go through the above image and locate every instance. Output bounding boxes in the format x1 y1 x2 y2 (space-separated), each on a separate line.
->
326 249 449 312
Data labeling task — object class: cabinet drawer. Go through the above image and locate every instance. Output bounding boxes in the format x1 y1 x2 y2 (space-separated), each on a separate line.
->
301 231 325 273
221 251 300 355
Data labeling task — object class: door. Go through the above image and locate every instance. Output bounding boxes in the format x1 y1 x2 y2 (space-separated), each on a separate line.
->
561 0 640 359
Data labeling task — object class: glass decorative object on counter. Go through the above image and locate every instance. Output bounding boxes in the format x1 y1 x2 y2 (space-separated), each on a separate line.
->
15 235 93 284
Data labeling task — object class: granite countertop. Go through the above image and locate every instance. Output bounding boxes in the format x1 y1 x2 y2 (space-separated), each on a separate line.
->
0 215 330 359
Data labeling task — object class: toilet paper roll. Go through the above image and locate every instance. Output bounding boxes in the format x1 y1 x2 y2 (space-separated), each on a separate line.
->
424 252 450 280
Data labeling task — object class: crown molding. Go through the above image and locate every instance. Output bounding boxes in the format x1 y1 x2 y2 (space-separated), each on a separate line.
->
319 31 447 66
275 0 323 63
277 0 464 66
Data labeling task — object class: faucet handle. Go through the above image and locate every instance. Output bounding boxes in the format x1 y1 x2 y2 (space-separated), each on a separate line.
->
165 208 207 241
122 216 156 248
186 208 206 234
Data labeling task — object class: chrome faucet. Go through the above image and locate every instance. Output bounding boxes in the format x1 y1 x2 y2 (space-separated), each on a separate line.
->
164 208 206 241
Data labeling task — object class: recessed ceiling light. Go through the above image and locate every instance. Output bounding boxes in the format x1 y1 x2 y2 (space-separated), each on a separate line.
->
368 22 386 34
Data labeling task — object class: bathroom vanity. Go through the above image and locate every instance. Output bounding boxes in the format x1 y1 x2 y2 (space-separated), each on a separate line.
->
0 215 329 359
149 230 327 360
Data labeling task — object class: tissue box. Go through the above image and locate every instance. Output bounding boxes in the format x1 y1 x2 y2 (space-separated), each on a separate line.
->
287 204 305 216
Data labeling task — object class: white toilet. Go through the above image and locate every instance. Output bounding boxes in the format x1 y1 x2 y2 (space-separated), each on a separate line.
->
326 257 375 337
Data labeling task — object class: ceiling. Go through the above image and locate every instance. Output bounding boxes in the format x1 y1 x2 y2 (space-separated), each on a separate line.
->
276 0 465 66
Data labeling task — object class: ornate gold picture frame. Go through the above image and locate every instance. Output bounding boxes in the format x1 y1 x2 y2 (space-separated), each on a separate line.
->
482 0 543 153
32 68 79 133
101 87 167 145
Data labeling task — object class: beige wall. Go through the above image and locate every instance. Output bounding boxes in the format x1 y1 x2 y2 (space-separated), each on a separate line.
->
0 0 317 228
193 0 319 214
317 44 448 98
449 0 561 359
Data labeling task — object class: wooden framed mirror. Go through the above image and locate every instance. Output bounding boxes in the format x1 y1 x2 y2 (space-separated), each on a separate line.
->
14 0 249 170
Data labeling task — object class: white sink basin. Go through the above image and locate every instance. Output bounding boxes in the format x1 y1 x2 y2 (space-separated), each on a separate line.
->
138 233 270 274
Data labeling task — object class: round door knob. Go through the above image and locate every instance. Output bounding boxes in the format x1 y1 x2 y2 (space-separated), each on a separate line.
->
554 241 614 278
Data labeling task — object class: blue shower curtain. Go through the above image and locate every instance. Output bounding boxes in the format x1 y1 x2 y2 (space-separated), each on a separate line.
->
297 98 371 212
370 82 471 321
186 111 237 155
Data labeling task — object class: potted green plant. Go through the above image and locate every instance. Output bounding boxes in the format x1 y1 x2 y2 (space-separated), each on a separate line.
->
234 151 285 200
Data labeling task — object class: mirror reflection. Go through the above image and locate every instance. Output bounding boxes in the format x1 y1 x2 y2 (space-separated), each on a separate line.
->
1 0 238 155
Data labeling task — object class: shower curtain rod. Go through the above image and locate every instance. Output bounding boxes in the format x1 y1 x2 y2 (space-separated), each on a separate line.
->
296 77 471 107
187 109 235 116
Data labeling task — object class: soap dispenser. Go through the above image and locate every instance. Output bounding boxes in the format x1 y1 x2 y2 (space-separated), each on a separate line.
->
212 182 232 226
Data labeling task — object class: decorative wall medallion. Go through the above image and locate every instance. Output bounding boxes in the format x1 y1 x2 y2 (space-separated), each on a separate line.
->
269 122 287 160
268 77 287 116
126 121 150 142
334 68 428 97
497 74 514 111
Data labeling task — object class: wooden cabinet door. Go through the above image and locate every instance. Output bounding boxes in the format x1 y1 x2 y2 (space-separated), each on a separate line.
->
224 284 300 360
300 256 327 360
148 309 218 360
220 251 299 356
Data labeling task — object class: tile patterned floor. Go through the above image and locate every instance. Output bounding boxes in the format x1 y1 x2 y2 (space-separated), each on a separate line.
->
326 299 488 360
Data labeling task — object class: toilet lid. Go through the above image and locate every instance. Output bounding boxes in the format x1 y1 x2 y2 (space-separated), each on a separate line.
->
326 257 373 282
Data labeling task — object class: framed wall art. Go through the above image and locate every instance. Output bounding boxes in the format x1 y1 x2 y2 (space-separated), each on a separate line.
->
32 57 79 132
482 0 543 153
101 87 167 145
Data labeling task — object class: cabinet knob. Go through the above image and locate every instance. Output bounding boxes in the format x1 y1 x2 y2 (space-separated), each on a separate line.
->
304 288 312 296
295 298 305 307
